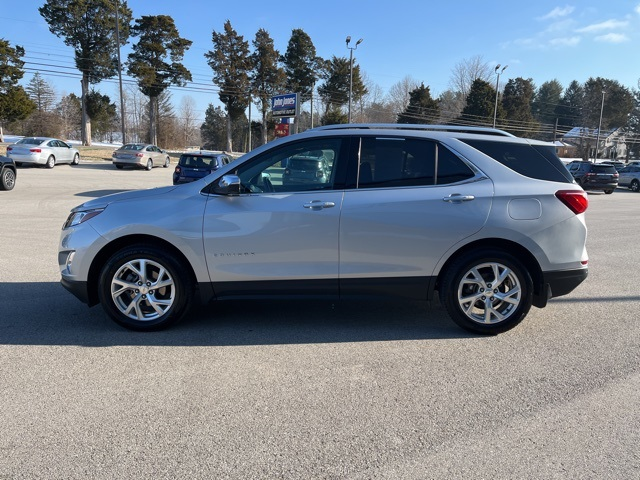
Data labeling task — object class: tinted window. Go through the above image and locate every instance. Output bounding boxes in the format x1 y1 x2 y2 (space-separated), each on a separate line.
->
180 155 219 168
591 165 616 174
358 137 473 188
16 138 43 145
462 140 573 183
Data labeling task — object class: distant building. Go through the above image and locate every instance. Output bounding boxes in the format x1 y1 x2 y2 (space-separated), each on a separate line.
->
562 127 628 160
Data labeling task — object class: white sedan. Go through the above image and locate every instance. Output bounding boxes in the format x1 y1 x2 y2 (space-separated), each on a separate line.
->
6 137 80 168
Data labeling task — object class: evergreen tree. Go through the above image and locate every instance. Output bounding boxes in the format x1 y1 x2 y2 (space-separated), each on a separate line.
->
86 89 117 141
201 104 227 150
206 20 251 152
282 29 321 104
0 39 35 141
25 72 56 112
555 80 584 131
127 15 192 146
459 79 500 126
582 77 633 130
501 77 538 136
532 80 563 124
397 83 440 124
39 0 132 145
251 28 286 145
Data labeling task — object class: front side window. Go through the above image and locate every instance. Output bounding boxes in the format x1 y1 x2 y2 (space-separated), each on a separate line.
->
357 137 474 188
234 138 343 193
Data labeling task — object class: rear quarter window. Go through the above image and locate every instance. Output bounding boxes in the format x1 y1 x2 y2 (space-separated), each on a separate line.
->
461 140 574 183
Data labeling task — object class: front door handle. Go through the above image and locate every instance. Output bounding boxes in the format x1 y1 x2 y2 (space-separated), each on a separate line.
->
304 200 336 210
443 194 475 203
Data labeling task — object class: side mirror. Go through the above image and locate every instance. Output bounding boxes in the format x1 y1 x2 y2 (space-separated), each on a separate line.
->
212 174 241 195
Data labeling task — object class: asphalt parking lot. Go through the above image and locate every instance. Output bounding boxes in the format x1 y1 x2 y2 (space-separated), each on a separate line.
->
1 162 639 479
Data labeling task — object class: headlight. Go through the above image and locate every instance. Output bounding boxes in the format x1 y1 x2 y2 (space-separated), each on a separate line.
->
63 208 105 229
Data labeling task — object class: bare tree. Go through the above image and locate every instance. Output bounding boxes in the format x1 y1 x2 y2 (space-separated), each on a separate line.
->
179 95 199 147
386 75 420 118
449 55 493 101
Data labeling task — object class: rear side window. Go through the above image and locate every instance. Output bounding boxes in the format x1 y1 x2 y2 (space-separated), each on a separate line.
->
461 140 573 183
357 137 474 188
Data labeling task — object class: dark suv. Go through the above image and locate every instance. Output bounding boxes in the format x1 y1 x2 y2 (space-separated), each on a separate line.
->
567 161 618 194
283 151 331 187
173 152 232 185
1 155 17 191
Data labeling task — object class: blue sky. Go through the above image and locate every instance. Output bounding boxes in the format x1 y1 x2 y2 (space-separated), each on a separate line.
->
2 1 640 123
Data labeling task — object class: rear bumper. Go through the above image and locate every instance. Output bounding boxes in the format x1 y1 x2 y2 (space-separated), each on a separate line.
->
533 267 588 307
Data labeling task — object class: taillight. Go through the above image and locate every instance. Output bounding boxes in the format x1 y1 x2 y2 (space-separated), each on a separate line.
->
30 148 42 153
7 147 12 152
614 172 619 178
136 153 144 157
556 190 588 214
174 166 181 173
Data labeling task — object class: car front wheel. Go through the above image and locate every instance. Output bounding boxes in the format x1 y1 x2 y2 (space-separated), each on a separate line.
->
163 157 170 168
440 249 533 335
1 168 16 190
72 153 79 165
98 245 194 331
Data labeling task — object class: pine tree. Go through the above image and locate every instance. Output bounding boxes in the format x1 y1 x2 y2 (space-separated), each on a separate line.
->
127 15 192 146
397 83 439 124
206 20 251 152
0 40 35 141
282 29 321 104
502 77 539 136
251 28 286 145
39 0 132 145
459 79 500 126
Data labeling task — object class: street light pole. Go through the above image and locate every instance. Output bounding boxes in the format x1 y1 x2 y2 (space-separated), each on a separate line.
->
594 91 606 161
115 0 126 144
493 64 507 128
346 36 363 124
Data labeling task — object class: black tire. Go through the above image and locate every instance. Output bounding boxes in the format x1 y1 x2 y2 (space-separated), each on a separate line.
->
604 189 614 194
163 157 170 168
145 159 153 171
1 168 16 190
98 245 194 331
45 155 55 169
630 180 640 192
115 164 124 170
72 153 80 165
439 249 533 335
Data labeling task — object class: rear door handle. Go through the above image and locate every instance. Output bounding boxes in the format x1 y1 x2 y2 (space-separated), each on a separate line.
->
304 200 336 210
443 194 475 203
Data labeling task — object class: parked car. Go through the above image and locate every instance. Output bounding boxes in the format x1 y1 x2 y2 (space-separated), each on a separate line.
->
283 151 332 187
112 143 171 170
567 161 618 193
600 160 625 171
617 165 640 192
173 151 232 185
0 156 17 190
6 137 80 168
59 124 589 335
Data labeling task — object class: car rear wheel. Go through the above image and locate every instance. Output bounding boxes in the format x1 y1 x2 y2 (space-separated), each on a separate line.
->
115 165 124 170
604 189 614 194
145 159 153 170
440 249 533 335
46 155 55 169
1 168 16 190
630 180 640 192
98 245 194 331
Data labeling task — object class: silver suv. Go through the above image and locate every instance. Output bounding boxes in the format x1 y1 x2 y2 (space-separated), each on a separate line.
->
59 125 589 334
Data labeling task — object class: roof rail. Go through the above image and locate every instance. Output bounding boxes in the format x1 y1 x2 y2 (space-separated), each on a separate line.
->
310 123 515 137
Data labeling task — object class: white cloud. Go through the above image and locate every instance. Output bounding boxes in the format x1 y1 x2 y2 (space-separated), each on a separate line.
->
595 33 630 43
549 36 581 47
576 19 629 32
540 6 575 20
636 4 640 15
